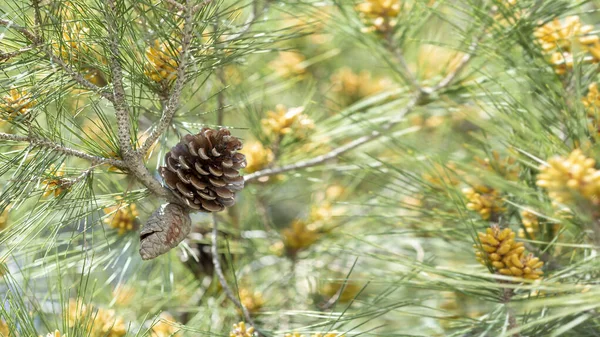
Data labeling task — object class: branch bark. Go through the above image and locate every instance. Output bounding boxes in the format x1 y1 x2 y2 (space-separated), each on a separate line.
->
140 0 194 155
105 0 135 159
0 133 125 167
430 37 481 92
502 287 522 337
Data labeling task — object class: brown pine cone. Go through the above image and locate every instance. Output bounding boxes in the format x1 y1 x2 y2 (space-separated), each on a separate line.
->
159 128 246 212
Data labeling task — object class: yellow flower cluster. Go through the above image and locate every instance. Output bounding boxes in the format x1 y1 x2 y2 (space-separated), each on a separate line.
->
491 0 520 28
281 219 321 256
0 320 9 337
145 40 181 84
261 105 314 139
239 288 265 315
57 22 91 61
276 193 344 256
462 186 505 221
355 0 400 33
103 200 139 235
150 313 181 337
534 16 600 75
51 19 107 88
416 45 466 81
0 89 35 121
269 52 307 78
41 163 67 198
67 299 126 337
519 210 540 239
583 83 600 117
242 142 274 173
498 252 544 279
536 149 600 206
113 284 136 306
330 67 390 105
581 83 600 137
475 226 544 280
422 162 461 189
474 151 520 181
321 281 362 303
230 322 255 337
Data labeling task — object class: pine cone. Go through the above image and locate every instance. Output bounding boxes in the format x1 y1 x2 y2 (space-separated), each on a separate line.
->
159 128 246 212
139 203 191 260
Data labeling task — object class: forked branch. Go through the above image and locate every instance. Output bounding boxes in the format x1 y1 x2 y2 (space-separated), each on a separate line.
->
246 35 480 183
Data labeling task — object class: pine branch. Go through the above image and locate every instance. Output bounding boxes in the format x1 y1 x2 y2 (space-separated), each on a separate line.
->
429 35 482 92
245 36 483 183
224 0 269 42
104 0 135 159
0 132 125 167
99 0 182 203
244 94 421 182
384 30 423 94
0 19 115 101
140 0 194 155
0 45 35 61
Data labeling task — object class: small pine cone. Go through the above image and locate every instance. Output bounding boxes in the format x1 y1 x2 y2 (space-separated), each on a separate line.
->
159 128 246 212
474 225 525 270
139 203 191 260
498 252 544 280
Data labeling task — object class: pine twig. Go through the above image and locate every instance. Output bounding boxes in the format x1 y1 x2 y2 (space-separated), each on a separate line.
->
429 37 481 92
245 33 483 183
102 0 179 202
0 19 114 102
383 30 423 94
60 164 101 189
140 0 194 155
224 0 269 42
105 0 135 159
211 214 261 335
0 132 125 167
502 287 522 337
244 95 421 182
0 45 35 61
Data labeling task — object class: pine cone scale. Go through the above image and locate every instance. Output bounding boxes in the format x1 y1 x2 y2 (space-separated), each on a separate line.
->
159 128 246 213
195 162 210 175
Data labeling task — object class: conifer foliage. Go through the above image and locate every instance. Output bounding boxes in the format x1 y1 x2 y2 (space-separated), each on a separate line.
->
1 0 600 336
